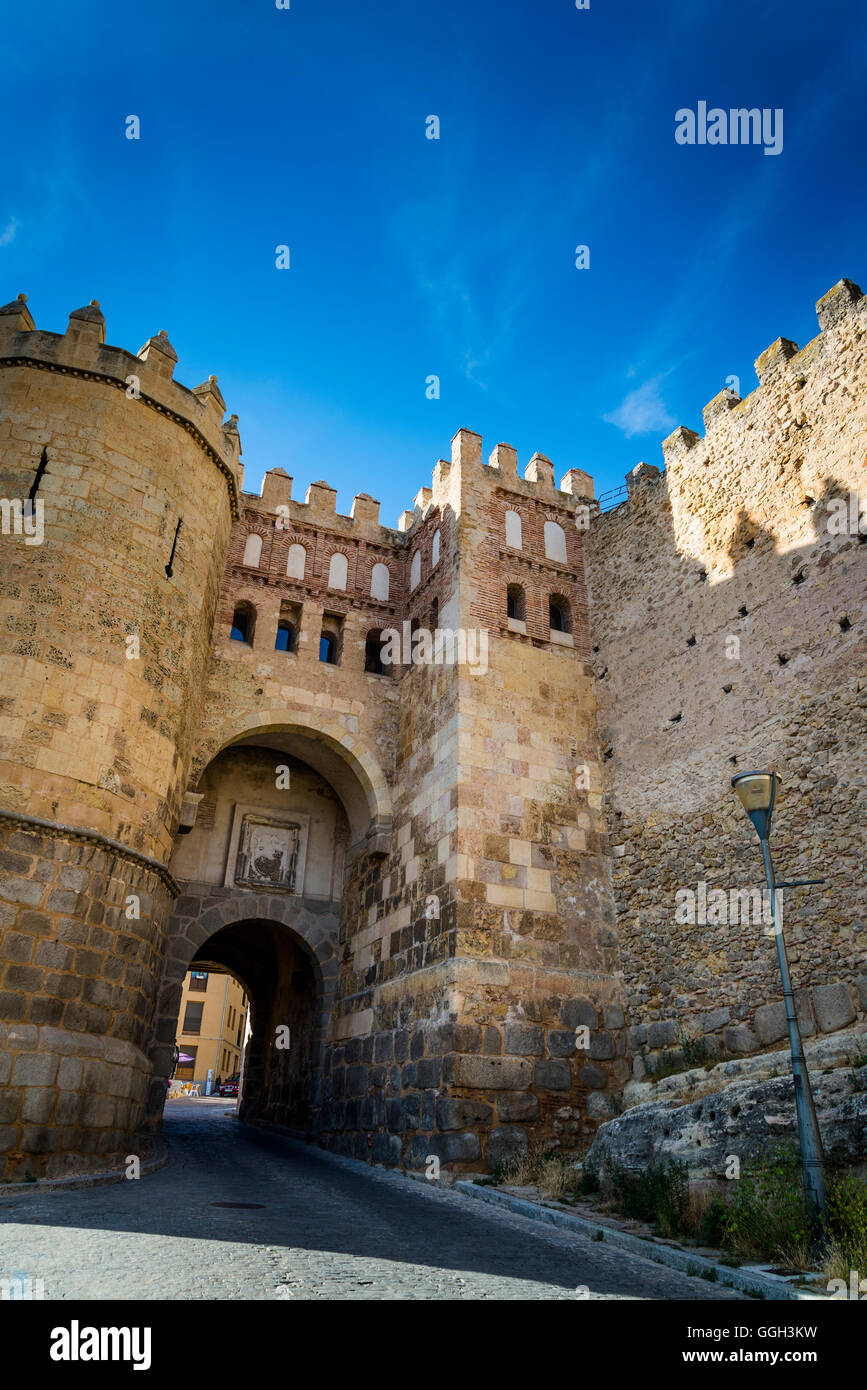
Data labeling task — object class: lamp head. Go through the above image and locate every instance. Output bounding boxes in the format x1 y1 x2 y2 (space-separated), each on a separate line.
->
731 770 778 841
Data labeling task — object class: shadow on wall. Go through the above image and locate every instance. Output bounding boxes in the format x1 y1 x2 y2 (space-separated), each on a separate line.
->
585 465 866 1056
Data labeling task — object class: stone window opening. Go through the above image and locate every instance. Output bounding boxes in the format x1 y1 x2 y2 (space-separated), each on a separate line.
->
549 594 572 634
506 584 525 622
275 620 296 653
319 613 343 665
28 445 49 502
230 602 255 645
431 529 441 566
165 517 182 579
410 550 421 591
365 629 390 676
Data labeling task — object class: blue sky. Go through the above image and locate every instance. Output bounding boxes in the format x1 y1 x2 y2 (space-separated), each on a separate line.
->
2 0 865 523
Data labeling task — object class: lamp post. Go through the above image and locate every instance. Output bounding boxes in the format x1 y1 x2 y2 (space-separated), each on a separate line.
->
730 770 827 1230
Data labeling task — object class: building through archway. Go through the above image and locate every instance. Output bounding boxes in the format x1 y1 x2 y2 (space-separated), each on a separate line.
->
145 737 349 1140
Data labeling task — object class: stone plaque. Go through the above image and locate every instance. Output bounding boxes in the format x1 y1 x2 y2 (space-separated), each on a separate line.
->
224 804 310 895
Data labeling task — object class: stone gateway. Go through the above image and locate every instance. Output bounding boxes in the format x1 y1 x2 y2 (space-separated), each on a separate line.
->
0 280 864 1181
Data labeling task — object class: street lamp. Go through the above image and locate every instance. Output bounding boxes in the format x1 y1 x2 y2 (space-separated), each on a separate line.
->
731 770 827 1231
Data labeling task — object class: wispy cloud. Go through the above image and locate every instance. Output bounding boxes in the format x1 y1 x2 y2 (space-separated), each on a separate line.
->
388 184 536 393
603 376 676 438
0 217 19 248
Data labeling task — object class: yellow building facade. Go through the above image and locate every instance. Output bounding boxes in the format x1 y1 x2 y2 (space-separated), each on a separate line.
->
174 970 248 1090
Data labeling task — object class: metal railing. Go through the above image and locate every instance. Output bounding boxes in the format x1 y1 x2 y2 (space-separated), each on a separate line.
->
596 484 629 512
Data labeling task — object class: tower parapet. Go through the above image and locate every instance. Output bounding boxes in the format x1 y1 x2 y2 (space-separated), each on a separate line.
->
595 277 865 517
0 295 241 513
582 276 866 1069
0 294 244 1179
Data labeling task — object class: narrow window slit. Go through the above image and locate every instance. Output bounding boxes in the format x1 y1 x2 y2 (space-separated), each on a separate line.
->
165 518 182 577
28 446 49 502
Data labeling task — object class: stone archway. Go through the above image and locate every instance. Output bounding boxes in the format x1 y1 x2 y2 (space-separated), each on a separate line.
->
189 711 393 853
146 892 339 1136
144 714 389 1147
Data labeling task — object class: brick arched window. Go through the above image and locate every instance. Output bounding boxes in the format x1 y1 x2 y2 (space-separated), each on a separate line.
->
505 510 523 549
287 543 306 579
328 552 348 590
230 602 255 644
371 562 390 601
242 533 263 567
506 584 525 622
549 594 572 633
544 520 567 563
364 629 391 676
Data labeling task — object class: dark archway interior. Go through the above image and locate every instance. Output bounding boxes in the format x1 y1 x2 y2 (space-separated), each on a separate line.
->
189 919 320 1136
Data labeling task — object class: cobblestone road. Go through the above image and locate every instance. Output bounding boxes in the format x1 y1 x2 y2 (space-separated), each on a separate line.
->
0 1101 742 1300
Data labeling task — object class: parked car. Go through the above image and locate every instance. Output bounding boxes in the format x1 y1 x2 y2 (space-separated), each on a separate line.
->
218 1073 240 1097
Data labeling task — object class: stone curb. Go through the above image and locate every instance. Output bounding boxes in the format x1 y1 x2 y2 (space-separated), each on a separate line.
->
455 1182 826 1302
229 1119 826 1302
0 1143 169 1198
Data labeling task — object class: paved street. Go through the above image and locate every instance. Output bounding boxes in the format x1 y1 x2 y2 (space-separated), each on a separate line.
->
0 1101 742 1300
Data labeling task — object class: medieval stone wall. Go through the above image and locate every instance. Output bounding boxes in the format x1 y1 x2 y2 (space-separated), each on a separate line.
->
2 277 863 1182
583 279 867 1073
0 296 238 1177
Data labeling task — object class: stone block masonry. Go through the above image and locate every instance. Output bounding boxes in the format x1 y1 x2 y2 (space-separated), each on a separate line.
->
584 278 867 1068
0 815 171 1177
0 295 236 1177
0 278 864 1180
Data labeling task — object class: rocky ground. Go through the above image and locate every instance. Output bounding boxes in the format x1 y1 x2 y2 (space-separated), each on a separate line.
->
586 1025 867 1177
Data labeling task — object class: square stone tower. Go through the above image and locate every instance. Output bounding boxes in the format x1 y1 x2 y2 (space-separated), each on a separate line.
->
321 430 628 1170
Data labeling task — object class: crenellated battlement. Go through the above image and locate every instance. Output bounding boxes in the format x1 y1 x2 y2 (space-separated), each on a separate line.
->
444 427 594 505
1 272 863 1184
0 294 242 517
239 469 402 549
595 276 865 525
236 425 596 554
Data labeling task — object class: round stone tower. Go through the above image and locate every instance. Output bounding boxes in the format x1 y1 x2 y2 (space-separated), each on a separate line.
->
0 294 240 1179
